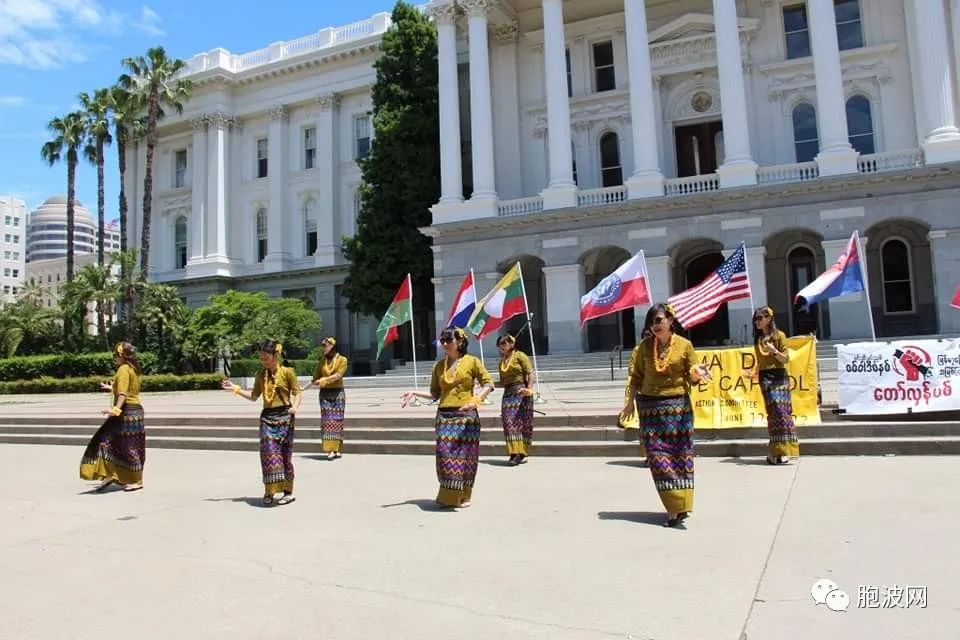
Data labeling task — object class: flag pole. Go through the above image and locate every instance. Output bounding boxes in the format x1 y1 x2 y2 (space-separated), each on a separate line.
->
407 273 421 403
741 242 756 315
470 268 491 405
854 230 877 342
516 261 545 404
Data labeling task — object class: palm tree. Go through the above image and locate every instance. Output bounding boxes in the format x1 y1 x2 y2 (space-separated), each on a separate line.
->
80 88 113 268
71 262 120 347
41 111 87 346
112 249 144 339
120 47 192 279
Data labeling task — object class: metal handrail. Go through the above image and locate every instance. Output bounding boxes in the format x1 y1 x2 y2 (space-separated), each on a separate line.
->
609 344 624 380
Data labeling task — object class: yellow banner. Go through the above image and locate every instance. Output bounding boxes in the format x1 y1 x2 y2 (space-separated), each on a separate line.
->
619 336 820 429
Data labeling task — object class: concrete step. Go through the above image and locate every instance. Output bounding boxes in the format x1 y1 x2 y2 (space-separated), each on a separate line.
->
3 433 959 456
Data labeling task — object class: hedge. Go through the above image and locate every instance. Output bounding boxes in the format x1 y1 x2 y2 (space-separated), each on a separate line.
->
0 373 224 395
229 359 317 377
0 352 160 382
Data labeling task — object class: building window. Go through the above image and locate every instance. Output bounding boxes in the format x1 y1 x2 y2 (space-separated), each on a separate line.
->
12 217 18 226
592 41 615 92
11 235 17 243
256 138 268 178
571 142 578 186
792 103 819 162
11 269 17 278
304 127 316 170
174 149 187 188
846 95 875 154
303 199 317 257
3 251 8 260
3 216 9 225
2 268 8 277
12 252 18 260
3 234 8 242
565 48 573 97
355 115 371 160
174 216 187 269
835 0 863 51
599 132 623 187
783 4 811 59
256 208 268 262
881 238 913 313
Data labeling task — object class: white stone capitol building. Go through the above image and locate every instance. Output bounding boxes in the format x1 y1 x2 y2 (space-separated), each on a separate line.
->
138 0 960 356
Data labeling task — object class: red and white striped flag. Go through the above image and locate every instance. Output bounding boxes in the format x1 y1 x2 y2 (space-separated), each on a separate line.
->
667 243 752 330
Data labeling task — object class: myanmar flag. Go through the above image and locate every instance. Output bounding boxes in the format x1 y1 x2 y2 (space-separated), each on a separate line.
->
376 275 412 358
467 263 527 339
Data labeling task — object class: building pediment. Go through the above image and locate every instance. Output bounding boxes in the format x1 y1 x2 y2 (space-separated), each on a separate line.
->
648 13 759 75
649 12 759 44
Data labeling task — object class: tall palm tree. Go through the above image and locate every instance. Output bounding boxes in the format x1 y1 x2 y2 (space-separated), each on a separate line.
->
41 111 87 346
121 47 192 279
70 262 120 348
80 88 113 268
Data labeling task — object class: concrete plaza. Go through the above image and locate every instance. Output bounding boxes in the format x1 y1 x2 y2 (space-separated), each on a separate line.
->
0 445 956 640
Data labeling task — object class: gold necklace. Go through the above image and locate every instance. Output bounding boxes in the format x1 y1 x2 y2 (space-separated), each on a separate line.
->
263 368 278 404
499 351 515 374
322 354 339 376
757 333 774 356
653 334 674 374
442 356 459 384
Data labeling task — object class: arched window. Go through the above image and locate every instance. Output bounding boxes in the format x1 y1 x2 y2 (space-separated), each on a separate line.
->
846 95 875 154
255 208 268 263
599 132 622 187
881 238 913 313
174 216 187 270
303 199 317 257
792 103 819 162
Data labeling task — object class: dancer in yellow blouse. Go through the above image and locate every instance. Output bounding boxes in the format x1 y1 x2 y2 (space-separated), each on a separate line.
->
496 334 535 464
401 328 494 508
744 306 800 464
620 304 711 528
80 342 146 492
305 337 349 460
222 339 302 506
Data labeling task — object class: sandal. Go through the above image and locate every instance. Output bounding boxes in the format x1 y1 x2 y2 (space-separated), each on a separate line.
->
95 479 116 493
123 484 143 492
277 493 296 506
262 495 274 506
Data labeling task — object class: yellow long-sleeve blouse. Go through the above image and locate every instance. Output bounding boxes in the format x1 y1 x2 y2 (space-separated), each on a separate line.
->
498 350 533 387
755 330 790 370
627 334 698 397
430 354 493 408
114 363 141 406
251 366 301 409
313 354 349 389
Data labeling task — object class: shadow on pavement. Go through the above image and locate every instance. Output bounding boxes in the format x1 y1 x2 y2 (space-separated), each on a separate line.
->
380 498 455 512
597 511 669 526
204 496 273 508
718 457 775 466
605 460 648 468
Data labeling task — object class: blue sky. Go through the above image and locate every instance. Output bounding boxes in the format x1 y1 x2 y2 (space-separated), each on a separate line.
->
0 0 398 219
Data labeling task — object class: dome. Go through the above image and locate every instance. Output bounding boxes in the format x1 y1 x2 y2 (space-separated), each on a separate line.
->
42 194 84 208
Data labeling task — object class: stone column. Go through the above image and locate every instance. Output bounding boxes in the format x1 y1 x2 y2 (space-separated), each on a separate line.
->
635 254 673 334
428 1 463 206
713 0 758 187
822 236 872 340
463 0 497 208
807 0 859 175
492 22 523 200
624 0 664 198
265 105 289 271
316 94 340 266
543 264 584 353
929 228 960 334
539 0 578 210
912 0 960 164
205 112 230 264
188 117 206 265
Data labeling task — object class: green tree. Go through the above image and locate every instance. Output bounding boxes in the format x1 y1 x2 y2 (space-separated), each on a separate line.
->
79 88 113 268
183 291 321 372
0 283 61 356
112 250 145 340
66 262 119 348
41 110 88 347
136 283 188 371
341 1 439 353
121 47 192 278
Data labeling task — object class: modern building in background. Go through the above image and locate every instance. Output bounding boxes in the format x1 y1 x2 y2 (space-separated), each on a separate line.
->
134 0 960 357
26 196 121 263
1 196 27 303
24 252 119 334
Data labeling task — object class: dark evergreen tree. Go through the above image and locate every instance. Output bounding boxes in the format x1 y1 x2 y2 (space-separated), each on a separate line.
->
342 1 439 356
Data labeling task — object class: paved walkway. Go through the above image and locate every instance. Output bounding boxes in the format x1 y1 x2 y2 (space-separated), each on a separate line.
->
0 446 955 639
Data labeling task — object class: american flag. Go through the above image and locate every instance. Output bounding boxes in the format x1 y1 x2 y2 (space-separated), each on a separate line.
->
668 243 752 329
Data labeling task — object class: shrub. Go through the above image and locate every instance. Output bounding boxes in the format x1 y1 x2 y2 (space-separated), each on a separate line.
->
0 373 224 394
0 352 160 381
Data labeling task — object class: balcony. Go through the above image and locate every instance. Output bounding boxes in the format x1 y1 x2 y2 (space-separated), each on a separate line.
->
493 150 926 218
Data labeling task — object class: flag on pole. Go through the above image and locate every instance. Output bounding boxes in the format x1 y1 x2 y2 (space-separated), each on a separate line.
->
795 231 865 310
467 263 527 339
446 271 477 329
950 285 960 310
375 275 412 358
668 243 752 329
579 251 651 326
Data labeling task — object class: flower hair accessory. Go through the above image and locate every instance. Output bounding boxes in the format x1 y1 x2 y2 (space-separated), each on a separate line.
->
764 306 775 316
663 303 676 317
453 328 467 340
498 334 516 345
323 337 336 348
275 342 283 356
115 344 124 356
